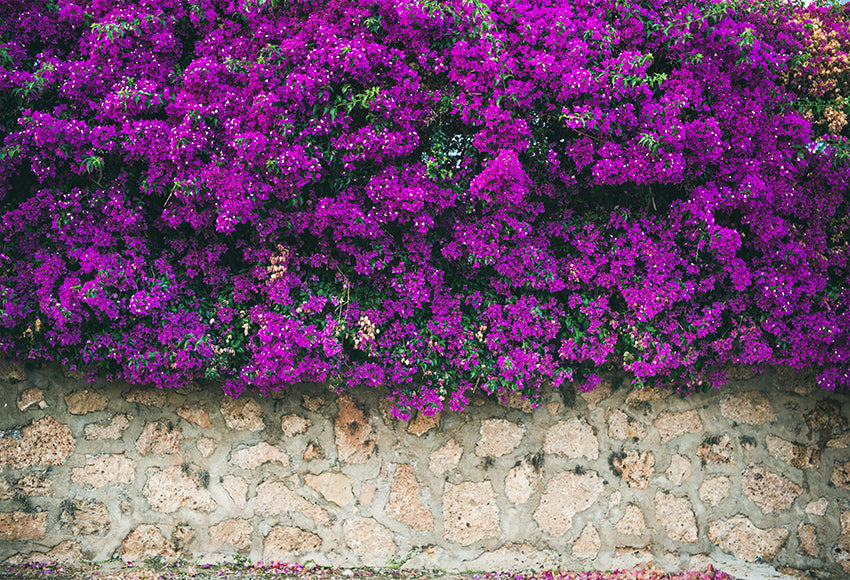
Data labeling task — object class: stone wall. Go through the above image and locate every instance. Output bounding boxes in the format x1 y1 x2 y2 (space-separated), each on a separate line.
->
0 363 849 577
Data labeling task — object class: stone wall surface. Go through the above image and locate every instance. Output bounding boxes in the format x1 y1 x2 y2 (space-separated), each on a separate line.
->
0 364 849 577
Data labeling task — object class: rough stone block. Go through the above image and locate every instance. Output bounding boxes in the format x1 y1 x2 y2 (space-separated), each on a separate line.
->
4 541 82 566
797 522 818 557
344 517 397 566
0 512 47 540
708 515 789 562
407 410 440 436
252 479 330 526
830 461 850 490
699 477 731 507
443 481 500 545
805 498 827 516
334 394 376 464
280 414 311 437
720 391 776 425
122 525 177 561
0 415 76 468
505 461 537 505
17 388 46 411
742 465 802 513
302 394 324 411
264 527 321 560
476 419 524 458
655 492 697 543
60 499 110 535
143 465 216 513
462 544 558 572
72 454 135 487
220 396 265 431
124 388 166 408
177 404 211 428
429 438 463 475
610 450 654 489
543 418 598 460
533 471 603 537
305 472 354 507
697 434 735 465
385 464 433 530
85 413 132 440
197 438 216 457
616 504 646 536
666 454 691 486
221 475 248 509
655 410 702 442
607 409 646 440
572 523 600 560
230 442 289 469
805 400 846 433
210 519 253 550
136 421 183 455
766 435 820 470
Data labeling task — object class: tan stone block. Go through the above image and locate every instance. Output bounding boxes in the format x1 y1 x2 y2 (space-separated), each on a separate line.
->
612 547 653 569
837 511 850 573
805 400 846 432
334 394 375 463
533 471 603 537
580 380 614 409
197 437 216 457
210 519 252 550
699 477 731 507
4 541 83 566
720 391 776 425
543 418 598 459
607 409 646 440
503 392 536 413
610 450 654 489
85 413 132 440
827 432 850 449
72 454 135 487
136 421 183 456
143 465 216 513
831 461 850 490
122 525 177 561
546 402 560 415
60 499 110 535
124 388 166 408
798 522 818 557
476 419 524 458
0 415 75 469
305 472 353 507
463 544 559 572
805 498 828 516
230 442 289 469
359 481 377 506
172 524 195 552
655 492 697 543
708 515 789 562
617 504 646 536
15 472 50 496
303 442 323 460
742 465 802 513
443 481 500 545
430 438 463 475
65 389 108 414
344 517 397 566
0 361 27 382
177 404 211 428
572 523 600 560
302 394 325 411
385 464 433 530
252 479 330 526
264 527 321 560
17 388 46 411
667 454 691 486
655 410 702 442
0 512 47 540
221 475 248 509
505 461 537 505
281 414 311 437
407 410 441 436
697 434 735 465
220 396 265 431
766 435 820 469
625 385 671 405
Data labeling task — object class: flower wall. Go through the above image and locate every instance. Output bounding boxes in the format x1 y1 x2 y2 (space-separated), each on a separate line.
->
0 0 849 415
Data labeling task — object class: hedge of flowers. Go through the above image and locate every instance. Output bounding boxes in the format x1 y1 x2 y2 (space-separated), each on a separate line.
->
0 0 848 417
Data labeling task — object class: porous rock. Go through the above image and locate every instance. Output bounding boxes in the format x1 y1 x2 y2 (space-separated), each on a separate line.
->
177 404 211 428
543 418 598 460
476 418 524 458
830 461 850 490
124 388 166 408
143 465 216 513
827 432 850 449
611 450 654 489
230 442 289 469
252 479 330 526
697 434 735 465
302 394 324 411
122 525 177 561
720 391 776 425
699 477 731 507
4 541 82 566
0 512 47 540
430 438 463 475
0 362 27 383
280 414 311 437
264 527 322 560
0 415 75 468
505 461 537 505
220 396 265 431
607 409 646 440
66 390 109 415
612 548 653 569
305 472 354 507
503 391 536 413
572 523 600 560
72 454 135 487
666 454 691 486
580 380 614 409
408 410 440 436
798 522 818 557
343 517 397 566
197 438 216 457
385 464 433 530
708 515 789 562
617 504 646 536
221 475 248 509
15 472 50 496
210 519 253 550
533 471 604 537
60 499 110 535
84 413 132 440
136 421 183 455
655 492 697 543
463 544 558 572
334 394 376 463
655 410 702 442
805 498 828 516
836 510 850 574
805 399 846 432
443 481 500 545
766 435 820 469
742 465 803 513
17 388 45 411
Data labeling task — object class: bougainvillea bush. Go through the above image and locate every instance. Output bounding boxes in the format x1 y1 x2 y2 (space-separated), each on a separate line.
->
1 0 848 417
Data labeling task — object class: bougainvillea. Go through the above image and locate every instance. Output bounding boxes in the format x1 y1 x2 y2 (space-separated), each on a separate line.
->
0 0 848 417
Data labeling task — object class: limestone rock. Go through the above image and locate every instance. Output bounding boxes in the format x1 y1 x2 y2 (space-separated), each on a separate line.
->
60 499 110 535
607 409 646 440
334 394 376 463
15 472 50 496
136 421 183 455
655 492 697 543
177 404 211 429
407 410 441 436
766 435 820 469
612 548 654 569
124 388 166 408
230 442 289 469
303 442 323 460
503 392 536 413
505 461 537 505
430 438 463 475
805 498 828 516
827 432 850 449
443 481 500 545
655 410 702 442
264 527 321 560
720 391 776 425
220 396 265 431
5 541 83 566
172 525 195 552
798 522 818 557
385 464 433 530
0 415 75 468
281 414 311 437
805 400 846 432
17 388 46 411
0 512 47 540
697 434 735 465
221 475 248 509
708 515 789 562
344 517 397 567
543 418 598 460
617 504 646 536
72 454 135 488
580 380 614 409
302 394 325 412
772 366 817 395
0 361 27 383
122 525 177 561
547 402 560 415
572 523 600 560
533 471 604 537
143 465 216 513
610 450 654 489
476 419 524 458
667 454 691 486
252 479 330 526
65 390 109 414
359 481 378 506
463 544 559 572
699 477 731 507
305 472 353 507
210 519 252 550
84 413 132 440
836 510 850 574
742 465 803 513
197 438 216 457
831 461 850 490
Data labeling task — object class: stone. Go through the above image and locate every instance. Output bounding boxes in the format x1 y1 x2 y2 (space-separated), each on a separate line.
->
655 492 697 543
5 541 83 566
303 442 323 460
805 399 846 432
14 472 50 496
136 421 183 455
697 434 735 465
177 404 211 428
463 544 559 572
0 512 47 540
280 414 311 437
572 523 600 560
221 475 248 509
708 516 789 562
543 418 599 460
609 491 622 507
0 415 76 469
197 438 216 457
655 410 703 442
210 519 253 550
172 524 195 552
476 419 525 457
84 413 132 440
533 471 604 537
122 525 177 561
805 498 828 516
547 402 560 415
607 409 647 440
385 464 433 530
305 472 354 507
264 527 322 560
252 479 330 526
430 438 463 475
700 477 732 507
359 481 378 506
837 510 850 574
220 396 265 431
612 548 654 569
772 366 817 395
230 442 289 469
334 394 376 463
344 517 397 566
827 432 850 449
766 435 820 469
625 385 671 407
60 499 110 535
407 410 441 436
302 394 325 411
580 380 614 409
124 388 166 408
742 465 803 513
174 381 201 394
143 465 216 513
443 481 500 545
503 392 536 413
667 454 691 486
610 450 654 489
617 504 646 535
720 391 776 425
798 522 818 557
72 454 135 487
831 461 850 490
0 361 27 382
17 388 45 411
505 461 537 505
